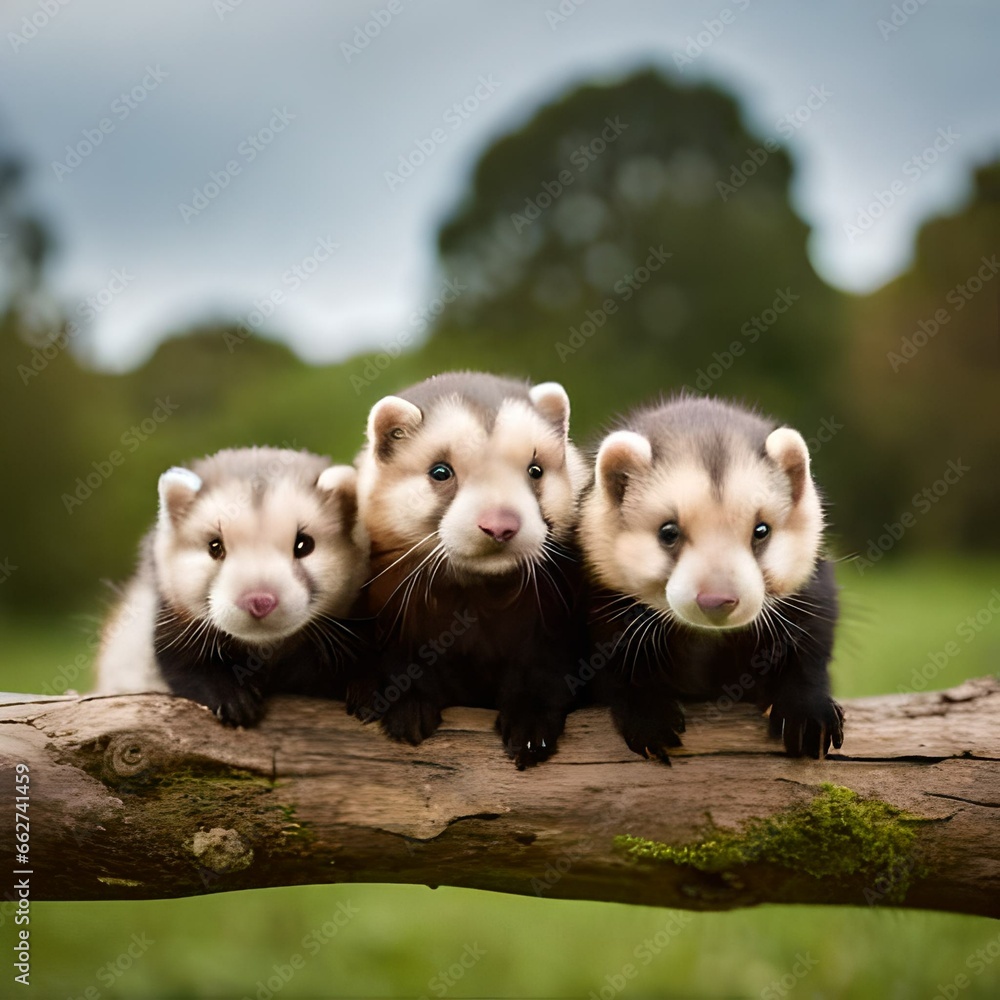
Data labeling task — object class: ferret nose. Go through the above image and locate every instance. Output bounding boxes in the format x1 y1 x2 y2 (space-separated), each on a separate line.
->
239 592 279 619
696 593 740 621
478 508 521 543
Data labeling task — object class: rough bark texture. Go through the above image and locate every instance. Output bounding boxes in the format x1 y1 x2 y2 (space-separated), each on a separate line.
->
1 678 998 916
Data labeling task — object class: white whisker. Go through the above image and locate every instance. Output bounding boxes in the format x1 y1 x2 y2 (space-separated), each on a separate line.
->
364 531 439 586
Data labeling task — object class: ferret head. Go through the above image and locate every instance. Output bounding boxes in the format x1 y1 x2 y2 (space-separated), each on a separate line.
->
153 448 364 645
580 397 824 631
357 372 587 580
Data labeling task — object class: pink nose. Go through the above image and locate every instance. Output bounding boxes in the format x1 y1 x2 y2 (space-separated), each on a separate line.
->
696 593 739 615
478 508 521 543
239 592 279 619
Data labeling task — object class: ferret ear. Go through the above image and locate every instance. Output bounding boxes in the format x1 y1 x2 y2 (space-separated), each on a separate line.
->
765 427 811 505
529 381 571 438
316 465 358 531
367 395 423 462
158 467 202 529
596 431 652 505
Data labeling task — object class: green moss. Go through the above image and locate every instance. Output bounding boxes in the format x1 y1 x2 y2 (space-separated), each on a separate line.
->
155 765 272 795
615 784 926 902
276 802 315 843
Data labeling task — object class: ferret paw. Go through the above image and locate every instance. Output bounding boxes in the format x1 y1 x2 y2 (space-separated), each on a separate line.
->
345 677 379 723
213 685 265 728
769 694 845 758
619 703 685 764
496 708 565 770
380 694 442 746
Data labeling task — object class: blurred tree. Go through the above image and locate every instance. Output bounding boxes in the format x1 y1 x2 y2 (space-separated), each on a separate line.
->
430 68 845 438
0 148 51 303
842 160 1000 553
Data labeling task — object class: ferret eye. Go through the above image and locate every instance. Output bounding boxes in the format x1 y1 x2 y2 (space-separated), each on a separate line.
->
658 522 681 547
294 532 315 558
527 463 544 480
428 462 454 482
207 537 225 560
753 522 771 543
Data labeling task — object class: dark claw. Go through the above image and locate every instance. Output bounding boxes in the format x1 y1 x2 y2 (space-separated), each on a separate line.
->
497 708 564 769
770 696 845 759
212 683 265 728
380 695 442 745
783 718 806 757
768 710 783 740
618 699 684 764
345 678 380 723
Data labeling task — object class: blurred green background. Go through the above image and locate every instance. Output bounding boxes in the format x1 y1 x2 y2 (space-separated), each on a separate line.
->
2 68 998 998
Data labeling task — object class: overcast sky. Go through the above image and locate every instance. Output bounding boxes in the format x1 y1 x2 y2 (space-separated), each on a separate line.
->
2 0 998 370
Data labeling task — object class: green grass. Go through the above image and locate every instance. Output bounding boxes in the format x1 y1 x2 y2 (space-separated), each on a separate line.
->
0 609 103 695
3 555 999 998
24 888 1000 998
833 555 1000 697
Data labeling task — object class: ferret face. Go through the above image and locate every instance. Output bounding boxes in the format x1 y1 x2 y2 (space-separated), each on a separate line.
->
153 451 363 645
581 407 824 631
358 377 584 580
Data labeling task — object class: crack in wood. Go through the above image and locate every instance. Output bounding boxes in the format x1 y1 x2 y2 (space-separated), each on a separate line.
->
926 792 1000 809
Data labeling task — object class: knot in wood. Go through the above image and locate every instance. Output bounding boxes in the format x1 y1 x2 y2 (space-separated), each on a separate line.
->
102 733 153 782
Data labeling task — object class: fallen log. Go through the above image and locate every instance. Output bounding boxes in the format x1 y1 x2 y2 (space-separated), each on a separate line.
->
1 678 997 916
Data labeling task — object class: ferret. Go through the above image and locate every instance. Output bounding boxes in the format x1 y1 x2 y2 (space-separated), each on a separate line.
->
95 447 367 726
351 371 589 767
579 395 844 761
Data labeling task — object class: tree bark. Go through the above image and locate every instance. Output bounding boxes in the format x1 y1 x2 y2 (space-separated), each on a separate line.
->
1 678 998 916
